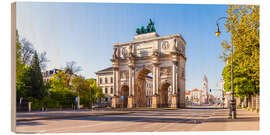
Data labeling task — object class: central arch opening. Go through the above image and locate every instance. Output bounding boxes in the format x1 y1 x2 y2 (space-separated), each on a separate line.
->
120 85 129 108
160 82 171 107
135 67 152 107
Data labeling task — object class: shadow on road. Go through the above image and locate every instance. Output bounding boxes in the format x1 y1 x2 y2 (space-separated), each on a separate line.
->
16 121 44 126
65 116 203 124
206 117 259 123
61 113 259 124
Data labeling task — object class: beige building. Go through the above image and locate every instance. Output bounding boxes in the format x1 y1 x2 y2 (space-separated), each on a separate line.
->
95 67 114 106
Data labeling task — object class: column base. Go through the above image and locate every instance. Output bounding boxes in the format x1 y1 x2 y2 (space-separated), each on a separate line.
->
128 96 134 108
112 96 120 108
152 95 159 108
179 103 185 108
171 95 178 108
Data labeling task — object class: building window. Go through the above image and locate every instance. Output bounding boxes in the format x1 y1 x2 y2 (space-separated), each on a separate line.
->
111 77 113 83
105 98 108 102
110 88 113 94
105 88 108 93
100 78 102 84
105 78 108 83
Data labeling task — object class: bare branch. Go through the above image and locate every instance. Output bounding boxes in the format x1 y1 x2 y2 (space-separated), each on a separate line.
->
65 61 82 75
20 38 34 65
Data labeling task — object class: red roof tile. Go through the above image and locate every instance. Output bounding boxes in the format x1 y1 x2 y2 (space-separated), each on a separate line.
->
192 88 200 92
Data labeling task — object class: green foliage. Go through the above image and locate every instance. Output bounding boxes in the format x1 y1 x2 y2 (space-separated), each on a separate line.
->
16 31 48 103
29 52 46 99
221 5 260 98
49 71 104 108
16 30 23 83
87 78 105 104
49 90 76 108
49 70 70 91
16 66 31 101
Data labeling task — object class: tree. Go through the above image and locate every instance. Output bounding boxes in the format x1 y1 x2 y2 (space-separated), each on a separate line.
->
29 51 46 100
49 70 70 91
64 61 81 88
220 5 260 98
38 51 49 71
65 61 81 75
16 66 32 102
86 78 104 106
16 30 23 82
20 38 34 65
72 75 89 96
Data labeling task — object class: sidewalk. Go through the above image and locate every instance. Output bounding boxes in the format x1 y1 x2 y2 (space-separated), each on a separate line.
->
16 110 130 122
190 108 260 131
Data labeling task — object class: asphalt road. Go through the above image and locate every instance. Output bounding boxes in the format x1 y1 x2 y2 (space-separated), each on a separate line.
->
16 107 259 133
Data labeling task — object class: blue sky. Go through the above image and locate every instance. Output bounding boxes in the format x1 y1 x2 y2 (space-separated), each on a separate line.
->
16 2 230 93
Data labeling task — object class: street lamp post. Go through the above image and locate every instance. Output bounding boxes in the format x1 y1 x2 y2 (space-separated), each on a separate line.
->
215 17 236 119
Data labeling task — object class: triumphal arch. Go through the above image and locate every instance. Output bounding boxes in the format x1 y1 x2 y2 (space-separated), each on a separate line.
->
111 20 186 108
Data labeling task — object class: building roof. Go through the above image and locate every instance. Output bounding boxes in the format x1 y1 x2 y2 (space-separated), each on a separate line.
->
192 88 200 92
95 67 113 74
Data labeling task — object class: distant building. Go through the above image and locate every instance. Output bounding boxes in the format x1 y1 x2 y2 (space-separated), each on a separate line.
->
95 67 114 106
201 75 209 104
42 68 61 82
219 79 225 105
185 91 191 104
191 88 201 104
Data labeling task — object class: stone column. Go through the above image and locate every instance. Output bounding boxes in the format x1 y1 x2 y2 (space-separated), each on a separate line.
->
156 66 160 95
128 66 132 96
179 63 186 108
171 61 178 108
152 65 156 95
112 67 120 108
128 65 134 108
152 63 160 108
172 62 176 94
113 69 116 96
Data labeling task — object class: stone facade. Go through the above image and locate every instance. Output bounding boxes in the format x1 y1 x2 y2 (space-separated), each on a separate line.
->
111 32 186 108
95 67 114 106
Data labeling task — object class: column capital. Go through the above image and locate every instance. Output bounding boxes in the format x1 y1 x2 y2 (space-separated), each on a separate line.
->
172 61 178 65
128 64 135 69
113 67 119 70
152 62 160 67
